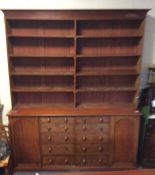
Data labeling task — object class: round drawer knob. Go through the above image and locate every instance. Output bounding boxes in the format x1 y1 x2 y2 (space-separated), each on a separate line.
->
65 159 69 164
99 136 103 141
82 136 87 141
47 118 51 123
82 126 87 131
64 126 68 132
48 147 52 153
49 159 53 164
48 136 52 141
82 147 87 152
99 118 103 123
98 158 102 164
65 117 68 123
65 136 69 141
82 159 86 164
98 146 103 152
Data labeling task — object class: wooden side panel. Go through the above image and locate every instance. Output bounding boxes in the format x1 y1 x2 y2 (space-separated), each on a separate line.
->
10 117 40 168
112 116 140 168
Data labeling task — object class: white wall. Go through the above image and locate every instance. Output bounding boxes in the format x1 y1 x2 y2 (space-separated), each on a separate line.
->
0 0 155 124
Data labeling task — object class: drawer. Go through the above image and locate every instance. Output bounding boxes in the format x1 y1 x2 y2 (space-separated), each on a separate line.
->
42 144 74 155
75 144 109 154
40 123 74 133
41 133 74 144
76 133 109 144
76 155 109 166
76 116 110 124
40 117 74 124
75 124 109 134
43 156 74 165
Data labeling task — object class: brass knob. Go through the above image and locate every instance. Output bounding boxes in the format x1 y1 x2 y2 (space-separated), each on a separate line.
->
82 159 86 164
65 136 69 141
98 146 103 152
98 158 102 164
48 136 52 141
99 136 103 141
82 147 87 152
82 136 87 141
49 159 53 164
65 159 69 164
65 117 68 123
64 126 68 132
47 118 51 123
99 118 103 123
82 125 87 131
48 147 52 153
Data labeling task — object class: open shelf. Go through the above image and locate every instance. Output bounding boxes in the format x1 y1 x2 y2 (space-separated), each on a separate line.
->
6 11 144 108
77 20 144 37
76 91 135 107
11 57 74 73
77 68 138 76
9 37 74 56
77 75 138 90
7 20 75 36
13 92 74 107
77 38 142 55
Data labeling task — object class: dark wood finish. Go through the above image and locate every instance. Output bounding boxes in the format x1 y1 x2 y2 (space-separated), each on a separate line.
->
9 117 40 168
4 10 148 172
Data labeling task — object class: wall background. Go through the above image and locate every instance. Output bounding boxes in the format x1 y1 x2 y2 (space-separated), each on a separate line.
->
0 0 155 124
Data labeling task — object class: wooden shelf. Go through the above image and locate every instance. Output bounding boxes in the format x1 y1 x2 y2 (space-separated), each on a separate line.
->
9 54 75 58
77 68 138 76
8 34 74 38
6 10 144 108
76 86 137 92
11 71 74 76
76 35 142 38
12 86 74 92
76 53 141 58
76 102 135 109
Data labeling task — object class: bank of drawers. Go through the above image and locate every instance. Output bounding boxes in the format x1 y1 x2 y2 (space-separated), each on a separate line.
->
39 116 110 167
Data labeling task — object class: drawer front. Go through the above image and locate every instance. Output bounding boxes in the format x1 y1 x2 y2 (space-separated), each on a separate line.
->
76 156 109 166
75 124 109 134
76 133 109 144
41 133 74 144
43 156 75 165
40 117 74 124
42 144 74 155
76 116 110 124
75 144 109 154
40 123 74 133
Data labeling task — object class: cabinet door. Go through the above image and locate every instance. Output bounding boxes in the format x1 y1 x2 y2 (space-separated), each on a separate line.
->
111 116 139 168
10 117 40 169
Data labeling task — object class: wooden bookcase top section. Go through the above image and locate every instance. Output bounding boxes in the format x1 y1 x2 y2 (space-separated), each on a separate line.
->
4 10 148 112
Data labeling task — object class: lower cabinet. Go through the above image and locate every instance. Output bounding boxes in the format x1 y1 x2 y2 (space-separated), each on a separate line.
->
10 117 40 169
9 115 139 170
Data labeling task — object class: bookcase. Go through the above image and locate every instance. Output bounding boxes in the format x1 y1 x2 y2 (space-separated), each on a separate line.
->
4 10 148 171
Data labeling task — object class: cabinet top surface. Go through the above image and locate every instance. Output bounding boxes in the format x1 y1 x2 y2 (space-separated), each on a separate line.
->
8 106 140 117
